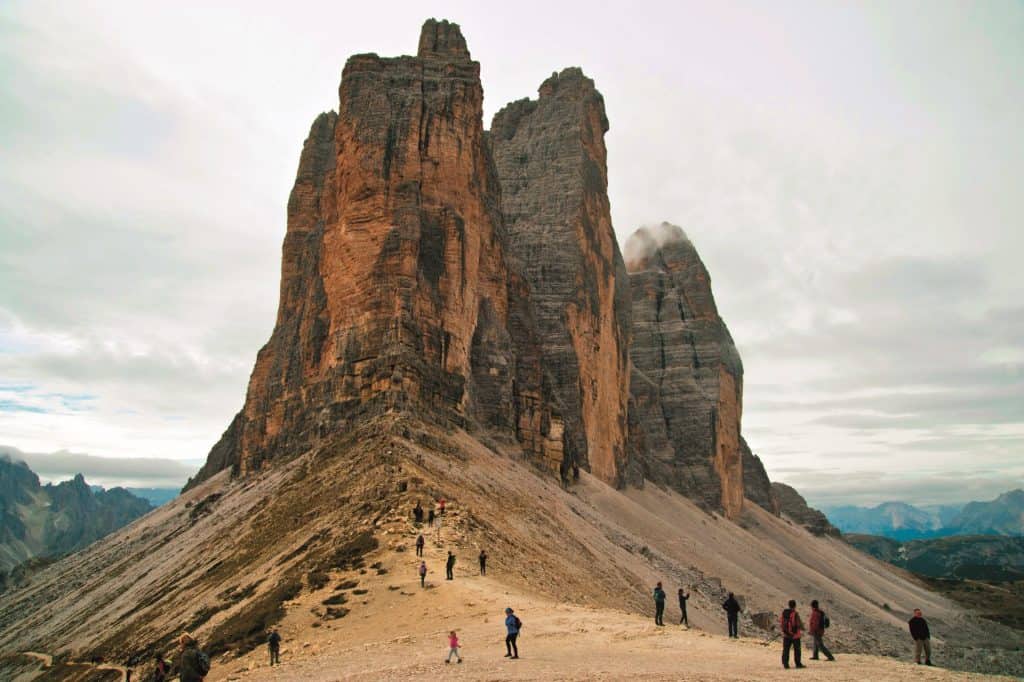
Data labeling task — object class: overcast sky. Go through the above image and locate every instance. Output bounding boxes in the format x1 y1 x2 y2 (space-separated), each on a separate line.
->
1 1 1021 505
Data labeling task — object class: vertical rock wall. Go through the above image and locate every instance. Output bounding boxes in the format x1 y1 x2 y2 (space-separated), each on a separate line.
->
490 69 632 486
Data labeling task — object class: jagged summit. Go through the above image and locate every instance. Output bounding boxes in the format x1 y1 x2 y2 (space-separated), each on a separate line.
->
417 18 471 60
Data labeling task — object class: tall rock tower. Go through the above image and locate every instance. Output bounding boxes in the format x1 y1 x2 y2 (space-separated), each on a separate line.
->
490 69 632 486
190 20 568 486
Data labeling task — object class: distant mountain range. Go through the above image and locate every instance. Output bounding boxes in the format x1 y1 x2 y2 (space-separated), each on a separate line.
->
845 533 1024 581
823 489 1024 540
0 456 153 577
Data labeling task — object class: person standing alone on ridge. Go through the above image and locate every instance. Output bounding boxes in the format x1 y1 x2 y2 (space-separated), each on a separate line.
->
780 599 805 669
908 608 933 666
446 551 456 580
267 628 281 666
808 600 835 661
479 549 488 576
504 608 521 659
653 582 667 626
678 588 690 627
722 592 741 638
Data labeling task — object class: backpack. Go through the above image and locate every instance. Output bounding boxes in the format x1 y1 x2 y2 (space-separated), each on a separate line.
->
514 615 522 631
780 609 798 637
823 612 830 629
196 650 211 676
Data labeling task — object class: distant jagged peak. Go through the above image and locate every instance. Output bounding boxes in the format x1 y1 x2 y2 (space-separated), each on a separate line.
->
623 222 693 273
417 18 471 60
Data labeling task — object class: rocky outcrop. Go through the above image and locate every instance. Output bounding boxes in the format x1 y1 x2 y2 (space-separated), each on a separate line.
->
190 19 567 488
772 482 840 537
741 438 779 515
625 223 746 518
489 69 632 485
0 458 151 572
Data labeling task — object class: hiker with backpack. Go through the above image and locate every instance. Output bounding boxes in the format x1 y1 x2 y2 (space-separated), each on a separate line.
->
653 582 667 626
413 501 424 524
722 592 741 638
908 608 933 666
446 551 456 580
268 627 282 666
479 549 488 576
176 633 210 682
780 599 806 669
678 588 690 627
504 607 521 659
415 534 425 557
808 600 835 661
419 560 428 587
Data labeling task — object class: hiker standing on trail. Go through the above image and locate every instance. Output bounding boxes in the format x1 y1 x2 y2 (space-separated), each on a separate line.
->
479 549 488 576
413 501 424 524
415 534 425 557
722 593 741 638
653 582 667 626
446 551 456 580
678 588 690 627
419 560 428 587
808 600 835 662
780 599 805 669
176 633 210 682
504 607 521 659
445 630 463 664
268 627 281 666
427 508 435 527
908 608 933 666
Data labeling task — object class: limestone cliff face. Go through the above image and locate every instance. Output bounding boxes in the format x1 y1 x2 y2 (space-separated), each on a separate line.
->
190 20 566 487
741 438 779 515
625 223 746 518
489 70 632 486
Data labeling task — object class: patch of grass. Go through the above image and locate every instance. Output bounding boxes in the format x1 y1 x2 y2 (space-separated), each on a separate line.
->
189 493 223 522
322 593 347 606
307 571 329 590
324 606 349 620
335 579 359 590
352 588 369 595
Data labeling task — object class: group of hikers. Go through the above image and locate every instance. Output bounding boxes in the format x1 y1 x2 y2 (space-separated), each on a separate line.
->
654 582 937 669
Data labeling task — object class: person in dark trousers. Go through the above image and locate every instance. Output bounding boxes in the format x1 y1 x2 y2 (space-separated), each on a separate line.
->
504 607 520 659
722 593 741 638
427 508 435 527
177 633 209 682
653 582 667 626
678 588 690 627
446 551 456 580
781 599 805 669
413 501 424 524
808 600 835 661
479 549 488 576
415 534 425 557
268 628 281 665
908 608 933 666
419 560 428 587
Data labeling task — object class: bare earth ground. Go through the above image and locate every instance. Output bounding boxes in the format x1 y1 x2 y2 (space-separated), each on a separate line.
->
1 416 1021 680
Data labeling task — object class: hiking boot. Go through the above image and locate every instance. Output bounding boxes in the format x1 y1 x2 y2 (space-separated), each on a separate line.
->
512 655 519 659
925 661 934 666
504 653 512 658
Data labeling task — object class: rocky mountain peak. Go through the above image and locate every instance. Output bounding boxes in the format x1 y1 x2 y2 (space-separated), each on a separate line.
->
417 18 471 60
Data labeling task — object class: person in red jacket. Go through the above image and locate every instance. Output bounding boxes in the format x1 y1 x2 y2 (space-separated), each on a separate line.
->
780 599 805 669
808 600 835 661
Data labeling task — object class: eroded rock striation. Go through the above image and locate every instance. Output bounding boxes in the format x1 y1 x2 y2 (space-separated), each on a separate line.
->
490 69 632 485
772 482 840 537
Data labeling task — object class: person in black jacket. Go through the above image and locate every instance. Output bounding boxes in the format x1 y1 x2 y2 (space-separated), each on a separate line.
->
722 593 741 638
653 582 667 626
446 551 456 580
268 628 281 665
908 609 933 666
678 588 690 627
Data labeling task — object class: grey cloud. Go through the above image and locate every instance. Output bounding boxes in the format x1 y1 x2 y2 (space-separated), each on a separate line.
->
785 468 1024 508
0 444 195 488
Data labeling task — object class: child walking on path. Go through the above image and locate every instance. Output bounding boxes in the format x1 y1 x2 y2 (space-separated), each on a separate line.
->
445 630 463 664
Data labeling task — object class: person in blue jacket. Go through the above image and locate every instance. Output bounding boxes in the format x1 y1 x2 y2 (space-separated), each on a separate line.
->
504 607 521 659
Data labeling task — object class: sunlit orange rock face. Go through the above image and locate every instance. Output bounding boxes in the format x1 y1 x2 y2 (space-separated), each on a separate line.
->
192 20 567 484
490 69 632 486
